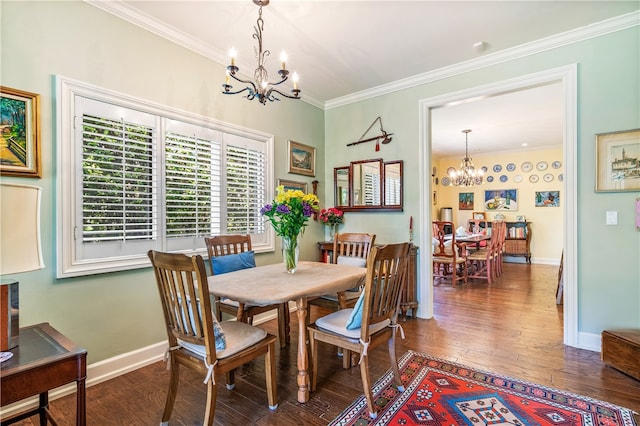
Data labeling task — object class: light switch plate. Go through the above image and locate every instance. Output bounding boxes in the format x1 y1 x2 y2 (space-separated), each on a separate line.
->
606 211 618 225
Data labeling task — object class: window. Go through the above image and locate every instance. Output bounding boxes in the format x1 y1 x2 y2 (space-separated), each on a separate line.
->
56 76 274 278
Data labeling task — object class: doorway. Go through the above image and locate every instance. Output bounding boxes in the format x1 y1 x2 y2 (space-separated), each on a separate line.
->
417 65 579 347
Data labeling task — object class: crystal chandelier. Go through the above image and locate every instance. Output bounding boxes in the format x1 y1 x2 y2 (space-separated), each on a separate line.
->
449 129 483 186
222 0 301 105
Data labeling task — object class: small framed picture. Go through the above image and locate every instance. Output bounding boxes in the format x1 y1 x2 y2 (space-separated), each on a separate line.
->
535 191 560 207
458 192 474 210
288 140 316 177
0 86 41 177
277 178 307 193
595 129 640 192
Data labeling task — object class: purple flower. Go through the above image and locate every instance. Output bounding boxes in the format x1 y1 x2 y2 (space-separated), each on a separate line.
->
260 204 272 215
276 204 290 214
302 203 314 217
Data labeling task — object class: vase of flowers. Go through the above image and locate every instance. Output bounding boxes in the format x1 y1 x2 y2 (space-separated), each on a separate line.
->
261 185 320 273
319 207 344 241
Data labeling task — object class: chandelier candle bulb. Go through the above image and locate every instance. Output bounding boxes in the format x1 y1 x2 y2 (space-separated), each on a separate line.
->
229 48 237 66
280 51 287 70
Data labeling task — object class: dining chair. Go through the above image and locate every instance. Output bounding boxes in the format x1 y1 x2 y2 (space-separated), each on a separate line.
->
466 221 502 283
309 232 376 310
308 242 411 419
147 250 278 425
205 234 290 348
432 221 468 285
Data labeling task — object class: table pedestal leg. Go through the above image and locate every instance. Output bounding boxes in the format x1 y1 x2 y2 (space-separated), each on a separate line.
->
296 297 310 403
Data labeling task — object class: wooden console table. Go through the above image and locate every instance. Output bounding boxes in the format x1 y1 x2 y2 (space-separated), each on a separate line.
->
0 323 87 425
317 241 419 320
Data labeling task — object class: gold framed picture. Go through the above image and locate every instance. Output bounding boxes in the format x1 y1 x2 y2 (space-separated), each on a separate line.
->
277 178 307 193
288 140 316 177
0 86 41 177
595 128 640 192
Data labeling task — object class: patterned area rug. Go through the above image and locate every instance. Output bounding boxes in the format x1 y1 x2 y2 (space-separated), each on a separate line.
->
330 350 638 426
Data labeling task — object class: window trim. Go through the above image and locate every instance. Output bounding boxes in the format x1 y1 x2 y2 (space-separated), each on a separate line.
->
55 75 275 278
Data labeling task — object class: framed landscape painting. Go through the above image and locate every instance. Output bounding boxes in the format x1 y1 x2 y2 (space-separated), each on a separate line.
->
277 178 307 193
0 86 41 177
595 128 640 192
288 140 316 177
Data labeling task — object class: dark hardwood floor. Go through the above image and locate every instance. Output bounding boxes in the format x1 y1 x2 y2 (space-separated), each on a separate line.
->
7 263 640 425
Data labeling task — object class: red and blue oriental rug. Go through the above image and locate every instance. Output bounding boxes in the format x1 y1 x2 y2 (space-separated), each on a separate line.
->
330 350 638 426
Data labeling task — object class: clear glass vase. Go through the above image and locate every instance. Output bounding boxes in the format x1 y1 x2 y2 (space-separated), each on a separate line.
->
329 224 338 241
282 235 300 274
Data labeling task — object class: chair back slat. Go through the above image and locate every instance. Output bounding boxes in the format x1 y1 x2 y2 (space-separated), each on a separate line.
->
205 234 252 258
148 250 216 360
432 221 457 259
332 233 376 264
360 243 411 339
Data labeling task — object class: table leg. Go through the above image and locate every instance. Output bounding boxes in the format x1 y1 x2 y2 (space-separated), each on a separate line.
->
296 297 310 403
77 378 87 426
38 393 48 426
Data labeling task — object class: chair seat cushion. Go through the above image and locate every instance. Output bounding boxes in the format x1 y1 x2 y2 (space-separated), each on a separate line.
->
337 255 367 268
178 321 267 359
433 255 466 264
211 251 256 275
319 290 361 302
315 308 391 339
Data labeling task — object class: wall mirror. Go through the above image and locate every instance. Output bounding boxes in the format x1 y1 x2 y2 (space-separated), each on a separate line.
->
334 159 403 212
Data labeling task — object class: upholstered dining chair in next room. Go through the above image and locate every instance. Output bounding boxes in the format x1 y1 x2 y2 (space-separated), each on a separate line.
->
308 243 411 419
147 250 277 426
205 234 290 348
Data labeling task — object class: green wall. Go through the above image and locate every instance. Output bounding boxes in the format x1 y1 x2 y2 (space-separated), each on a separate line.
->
1 1 324 363
1 1 638 365
325 26 640 337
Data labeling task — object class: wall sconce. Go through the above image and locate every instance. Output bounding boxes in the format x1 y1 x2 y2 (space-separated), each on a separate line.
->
346 116 393 151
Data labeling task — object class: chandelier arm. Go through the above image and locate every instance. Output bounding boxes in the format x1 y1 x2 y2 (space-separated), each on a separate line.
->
270 88 301 99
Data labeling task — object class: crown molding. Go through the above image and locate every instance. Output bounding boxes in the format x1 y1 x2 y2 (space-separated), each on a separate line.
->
84 1 636 112
324 10 639 110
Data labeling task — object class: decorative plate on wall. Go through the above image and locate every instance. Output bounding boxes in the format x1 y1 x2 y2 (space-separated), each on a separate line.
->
552 161 562 169
558 174 564 182
500 175 508 182
506 163 516 172
486 175 494 183
441 176 451 186
481 166 488 174
529 174 539 183
543 173 554 182
474 176 483 185
493 164 502 173
514 174 523 183
536 161 548 171
521 161 533 172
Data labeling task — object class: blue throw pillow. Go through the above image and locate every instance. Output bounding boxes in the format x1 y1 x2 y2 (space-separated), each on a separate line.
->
346 291 365 330
211 251 256 275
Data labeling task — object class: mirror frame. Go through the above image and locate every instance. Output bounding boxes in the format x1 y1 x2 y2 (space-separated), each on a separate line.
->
334 159 403 212
333 166 351 208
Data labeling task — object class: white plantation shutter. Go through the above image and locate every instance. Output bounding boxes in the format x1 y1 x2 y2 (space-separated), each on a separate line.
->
164 120 222 252
76 97 158 260
224 134 266 235
57 77 273 277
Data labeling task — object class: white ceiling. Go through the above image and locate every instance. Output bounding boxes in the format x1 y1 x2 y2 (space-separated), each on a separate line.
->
88 1 639 156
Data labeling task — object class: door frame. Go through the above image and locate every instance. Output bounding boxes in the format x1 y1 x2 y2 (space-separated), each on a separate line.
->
417 64 578 348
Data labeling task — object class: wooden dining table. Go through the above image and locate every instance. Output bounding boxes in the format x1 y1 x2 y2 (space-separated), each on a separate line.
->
206 260 366 403
445 233 491 251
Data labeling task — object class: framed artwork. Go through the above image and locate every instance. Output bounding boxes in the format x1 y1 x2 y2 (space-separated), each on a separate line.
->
484 189 518 211
0 86 41 177
288 140 316 177
595 128 640 192
458 192 474 210
535 191 560 207
473 212 486 220
277 178 307 193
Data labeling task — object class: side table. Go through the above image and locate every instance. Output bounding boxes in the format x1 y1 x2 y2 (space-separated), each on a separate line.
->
0 323 87 425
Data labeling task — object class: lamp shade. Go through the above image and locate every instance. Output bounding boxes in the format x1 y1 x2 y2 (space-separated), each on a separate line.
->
0 183 44 276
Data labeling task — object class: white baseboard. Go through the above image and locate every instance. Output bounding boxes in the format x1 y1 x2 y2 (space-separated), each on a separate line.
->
0 309 285 420
577 331 602 352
